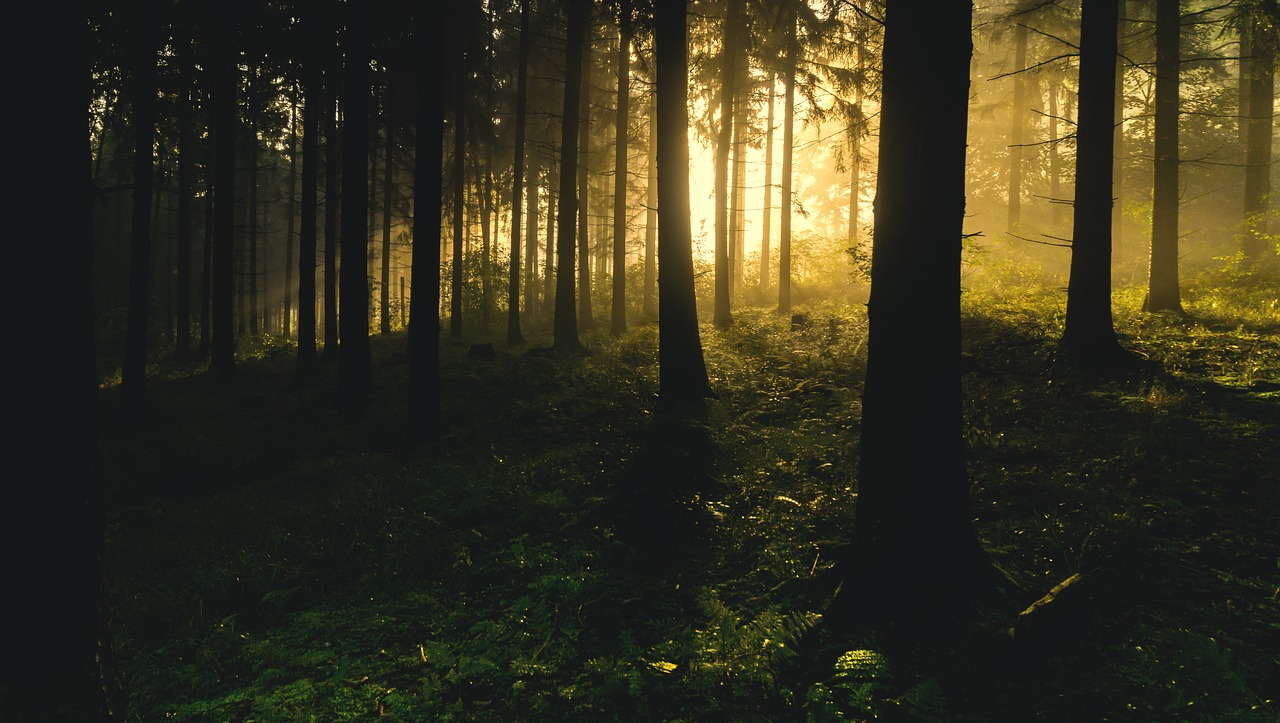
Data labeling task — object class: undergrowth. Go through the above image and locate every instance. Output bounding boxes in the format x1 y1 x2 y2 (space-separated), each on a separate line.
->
100 266 1278 722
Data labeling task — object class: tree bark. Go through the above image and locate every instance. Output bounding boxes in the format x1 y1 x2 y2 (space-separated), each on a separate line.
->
778 14 797 315
1146 0 1182 313
612 8 632 336
761 72 774 288
714 0 740 328
509 0 531 345
655 0 711 415
336 0 372 411
297 9 320 374
555 0 587 352
578 21 595 332
122 0 157 417
211 6 238 374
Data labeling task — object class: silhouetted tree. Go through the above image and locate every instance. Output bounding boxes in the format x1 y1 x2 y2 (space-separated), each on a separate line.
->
837 0 989 624
122 0 158 418
296 2 322 375
336 0 372 411
210 6 238 375
714 0 741 329
409 1 445 442
655 0 711 415
1062 0 1136 371
611 1 632 337
508 0 531 346
1146 0 1183 313
555 0 587 353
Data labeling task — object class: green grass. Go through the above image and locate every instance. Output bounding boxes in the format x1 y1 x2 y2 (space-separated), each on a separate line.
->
99 268 1278 722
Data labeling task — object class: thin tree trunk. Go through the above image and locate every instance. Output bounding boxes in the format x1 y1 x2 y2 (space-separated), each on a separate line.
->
1112 0 1126 256
176 31 194 359
297 11 321 373
1007 21 1027 234
779 13 796 315
643 90 657 318
211 7 237 374
381 113 395 334
1242 20 1274 259
509 0 531 345
611 7 631 336
451 52 466 337
761 72 774 288
714 0 740 328
324 93 340 354
556 0 587 352
578 23 595 331
284 90 298 338
1146 0 1181 313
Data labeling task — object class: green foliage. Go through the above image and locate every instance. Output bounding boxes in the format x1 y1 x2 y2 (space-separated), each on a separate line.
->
100 265 1279 721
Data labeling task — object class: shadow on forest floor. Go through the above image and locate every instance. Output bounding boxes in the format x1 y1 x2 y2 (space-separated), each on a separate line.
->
97 283 1278 721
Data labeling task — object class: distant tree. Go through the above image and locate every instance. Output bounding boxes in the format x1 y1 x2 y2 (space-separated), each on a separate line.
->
644 90 658 319
1239 0 1277 259
714 0 742 329
508 0 531 346
1006 8 1029 234
577 16 595 333
555 0 587 353
380 103 395 335
778 4 797 315
450 32 466 339
655 0 712 415
760 70 774 288
1061 0 1137 371
1146 0 1183 313
122 0 158 418
409 1 445 442
324 92 340 355
611 1 633 337
835 0 989 623
336 0 372 411
284 90 298 339
296 2 322 375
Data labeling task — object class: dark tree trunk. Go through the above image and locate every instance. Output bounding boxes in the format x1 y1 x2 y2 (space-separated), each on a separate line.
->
409 0 445 441
297 7 320 374
577 22 595 332
381 114 395 334
199 172 213 359
508 0 531 345
451 49 466 338
284 91 298 339
555 0 587 352
714 0 740 328
643 90 657 319
1062 0 1133 369
1007 20 1027 234
211 7 238 374
778 13 796 315
611 6 632 336
1112 0 1126 256
839 0 987 625
525 158 539 318
336 0 372 411
324 93 341 354
1242 19 1274 259
655 0 711 415
122 1 158 417
175 25 194 360
761 72 774 288
1146 0 1182 313
248 112 261 337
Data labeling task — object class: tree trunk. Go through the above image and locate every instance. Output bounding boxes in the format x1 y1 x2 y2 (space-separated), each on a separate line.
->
714 0 740 328
778 14 797 315
336 0 372 411
508 0 531 345
324 93 341 354
248 110 261 337
451 49 466 338
1112 0 1126 257
284 90 298 338
297 9 320 374
176 29 194 360
761 72 774 288
611 8 632 336
1146 0 1182 313
122 2 157 417
839 0 987 626
1062 0 1133 370
211 5 237 375
409 0 444 441
555 0 587 352
1007 21 1027 234
655 0 711 415
644 90 658 318
578 23 595 332
381 110 395 334
1242 20 1274 259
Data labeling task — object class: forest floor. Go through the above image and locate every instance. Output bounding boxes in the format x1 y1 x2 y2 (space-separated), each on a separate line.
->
98 260 1278 722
